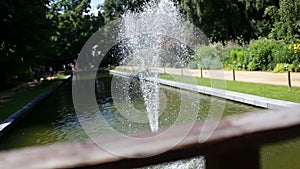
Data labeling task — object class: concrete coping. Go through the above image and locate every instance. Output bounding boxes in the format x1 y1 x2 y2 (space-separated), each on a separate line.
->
110 70 300 109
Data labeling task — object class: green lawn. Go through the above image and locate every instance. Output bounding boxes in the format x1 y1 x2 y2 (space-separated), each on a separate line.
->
0 80 62 122
160 74 300 103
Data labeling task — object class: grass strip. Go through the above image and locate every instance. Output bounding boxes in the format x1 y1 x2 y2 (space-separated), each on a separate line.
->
0 79 62 122
160 74 300 103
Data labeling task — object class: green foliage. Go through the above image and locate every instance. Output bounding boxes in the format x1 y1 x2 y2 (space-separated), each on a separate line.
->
247 62 256 71
188 62 198 69
266 0 300 40
229 49 248 69
190 38 299 72
288 64 295 72
0 0 299 89
0 0 52 88
48 0 104 64
103 0 124 21
192 46 222 69
292 60 300 72
177 0 279 42
18 68 34 82
273 63 285 72
248 38 281 71
247 38 298 71
0 0 105 88
271 63 295 73
103 0 148 21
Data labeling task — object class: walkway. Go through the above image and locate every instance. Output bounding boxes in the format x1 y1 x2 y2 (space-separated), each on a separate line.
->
169 68 300 87
0 76 56 104
118 66 300 87
0 83 32 104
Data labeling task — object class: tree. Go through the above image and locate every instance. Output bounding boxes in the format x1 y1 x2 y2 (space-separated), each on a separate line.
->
266 0 300 41
103 0 148 21
177 0 279 42
103 0 123 21
48 0 105 65
0 0 52 88
0 0 105 88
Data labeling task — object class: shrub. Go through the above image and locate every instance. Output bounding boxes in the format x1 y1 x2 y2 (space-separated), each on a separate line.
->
191 39 299 72
288 64 295 72
292 61 300 72
247 61 256 71
273 63 285 73
273 63 295 72
229 48 248 70
192 46 223 69
272 41 295 64
248 38 297 71
188 61 198 69
19 68 34 82
248 38 276 71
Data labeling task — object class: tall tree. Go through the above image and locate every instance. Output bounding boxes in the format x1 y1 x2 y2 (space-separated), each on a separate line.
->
103 0 148 21
266 0 300 41
48 0 105 65
0 0 52 88
241 0 279 38
177 0 279 42
103 0 123 21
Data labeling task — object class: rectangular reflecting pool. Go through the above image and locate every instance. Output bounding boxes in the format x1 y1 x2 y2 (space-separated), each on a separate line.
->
0 74 297 169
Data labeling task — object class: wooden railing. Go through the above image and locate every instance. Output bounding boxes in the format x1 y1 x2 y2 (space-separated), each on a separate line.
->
0 107 300 169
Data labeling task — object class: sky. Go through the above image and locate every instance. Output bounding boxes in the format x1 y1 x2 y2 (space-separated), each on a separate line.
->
91 0 105 8
90 0 105 16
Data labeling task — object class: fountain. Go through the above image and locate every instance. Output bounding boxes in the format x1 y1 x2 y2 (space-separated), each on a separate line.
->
115 0 205 132
73 0 225 164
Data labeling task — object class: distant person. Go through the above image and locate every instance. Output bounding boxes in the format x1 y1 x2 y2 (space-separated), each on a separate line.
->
34 68 41 83
41 65 46 80
49 66 53 76
63 64 66 71
70 63 75 71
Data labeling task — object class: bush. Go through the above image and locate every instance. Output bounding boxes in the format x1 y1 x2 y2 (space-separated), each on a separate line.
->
272 42 295 64
248 38 276 71
288 64 295 72
273 63 285 73
247 61 257 71
248 38 297 71
188 62 198 69
273 63 295 72
191 39 299 72
18 68 34 82
191 46 223 69
292 61 300 72
229 49 248 69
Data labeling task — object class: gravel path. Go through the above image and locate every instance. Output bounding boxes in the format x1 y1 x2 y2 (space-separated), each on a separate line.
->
119 66 300 87
165 68 300 87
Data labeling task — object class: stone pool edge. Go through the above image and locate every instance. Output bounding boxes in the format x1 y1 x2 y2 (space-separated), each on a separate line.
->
0 76 71 136
110 70 300 109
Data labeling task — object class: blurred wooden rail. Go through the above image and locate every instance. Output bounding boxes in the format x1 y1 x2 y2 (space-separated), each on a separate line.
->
0 107 300 169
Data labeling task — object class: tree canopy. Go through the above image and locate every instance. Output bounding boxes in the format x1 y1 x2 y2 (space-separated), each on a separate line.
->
0 0 299 88
0 0 104 88
0 0 52 88
102 0 299 42
48 0 104 64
